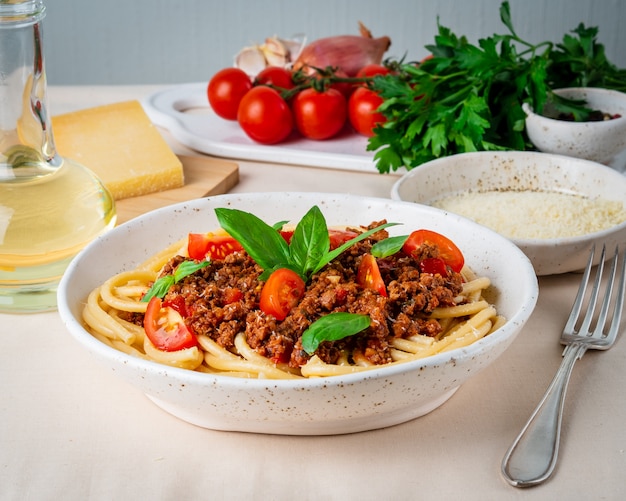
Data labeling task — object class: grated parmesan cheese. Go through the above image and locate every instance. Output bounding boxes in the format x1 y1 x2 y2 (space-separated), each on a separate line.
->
431 190 626 239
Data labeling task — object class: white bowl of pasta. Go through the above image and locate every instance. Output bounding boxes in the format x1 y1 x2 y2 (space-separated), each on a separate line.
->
391 151 626 276
58 192 538 435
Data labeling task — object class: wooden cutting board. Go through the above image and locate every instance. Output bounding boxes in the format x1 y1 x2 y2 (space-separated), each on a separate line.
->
115 155 239 224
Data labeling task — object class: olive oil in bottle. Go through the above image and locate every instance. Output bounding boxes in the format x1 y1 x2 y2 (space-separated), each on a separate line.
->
0 1 116 312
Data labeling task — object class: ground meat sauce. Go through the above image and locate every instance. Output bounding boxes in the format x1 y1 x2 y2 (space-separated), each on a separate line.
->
132 222 464 369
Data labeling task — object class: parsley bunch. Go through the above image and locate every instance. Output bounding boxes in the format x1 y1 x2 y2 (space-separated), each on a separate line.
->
369 1 626 173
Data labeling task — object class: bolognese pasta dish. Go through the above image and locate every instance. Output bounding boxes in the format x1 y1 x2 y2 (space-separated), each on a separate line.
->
82 205 504 379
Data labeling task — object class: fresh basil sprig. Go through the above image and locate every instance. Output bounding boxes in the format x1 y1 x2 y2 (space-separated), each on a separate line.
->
370 234 409 258
215 205 399 281
301 312 371 354
141 259 211 303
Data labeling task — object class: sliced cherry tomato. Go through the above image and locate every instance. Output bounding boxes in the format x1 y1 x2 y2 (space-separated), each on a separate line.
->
348 86 386 137
328 229 360 249
292 87 347 140
279 229 294 243
188 232 243 261
144 297 198 352
163 295 188 317
237 86 294 144
254 66 295 90
356 64 392 79
259 268 306 321
402 229 465 273
207 67 252 120
419 257 449 277
222 287 243 304
357 254 387 297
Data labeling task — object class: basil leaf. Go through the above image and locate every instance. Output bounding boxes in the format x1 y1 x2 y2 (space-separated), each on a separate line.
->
215 208 291 271
301 312 371 354
173 259 212 281
289 206 330 278
313 222 401 274
142 276 175 303
272 220 289 231
370 235 409 258
142 259 211 302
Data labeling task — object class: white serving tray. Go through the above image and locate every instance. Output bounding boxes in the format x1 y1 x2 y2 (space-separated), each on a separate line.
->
142 82 399 174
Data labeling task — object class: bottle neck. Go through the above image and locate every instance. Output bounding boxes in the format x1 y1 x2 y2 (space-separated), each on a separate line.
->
0 0 60 181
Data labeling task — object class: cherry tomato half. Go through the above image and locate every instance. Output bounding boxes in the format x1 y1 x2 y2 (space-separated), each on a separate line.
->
292 87 347 140
402 229 465 273
259 268 306 321
144 296 198 352
207 67 252 120
188 232 243 261
237 86 294 144
348 86 386 137
254 66 295 90
419 257 449 277
328 229 360 249
357 254 387 296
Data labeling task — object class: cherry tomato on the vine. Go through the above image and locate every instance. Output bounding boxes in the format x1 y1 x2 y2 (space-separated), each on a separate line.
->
237 86 294 144
348 86 386 137
207 67 252 120
356 64 392 79
254 66 295 90
292 87 347 140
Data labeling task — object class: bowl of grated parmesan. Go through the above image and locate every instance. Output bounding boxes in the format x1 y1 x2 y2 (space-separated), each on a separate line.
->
391 151 626 275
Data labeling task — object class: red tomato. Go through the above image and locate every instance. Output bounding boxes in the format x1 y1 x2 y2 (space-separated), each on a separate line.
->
254 66 295 90
357 254 387 296
328 229 360 249
259 268 306 321
188 232 243 261
419 257 449 277
329 69 354 99
207 67 252 120
292 88 347 140
222 287 243 304
402 230 465 273
348 86 386 137
356 64 392 79
237 86 294 144
144 297 198 352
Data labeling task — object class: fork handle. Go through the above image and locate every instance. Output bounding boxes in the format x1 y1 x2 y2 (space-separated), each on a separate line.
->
501 342 587 487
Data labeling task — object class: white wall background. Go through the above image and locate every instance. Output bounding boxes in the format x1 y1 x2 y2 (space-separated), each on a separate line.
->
42 0 626 85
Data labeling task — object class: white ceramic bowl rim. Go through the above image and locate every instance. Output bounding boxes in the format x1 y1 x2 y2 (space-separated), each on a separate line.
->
523 87 626 126
58 193 538 391
391 150 626 246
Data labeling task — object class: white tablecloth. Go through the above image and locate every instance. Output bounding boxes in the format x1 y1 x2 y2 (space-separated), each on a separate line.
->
1 86 624 501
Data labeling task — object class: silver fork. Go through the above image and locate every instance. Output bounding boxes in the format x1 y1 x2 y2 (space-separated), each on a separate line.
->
501 244 626 488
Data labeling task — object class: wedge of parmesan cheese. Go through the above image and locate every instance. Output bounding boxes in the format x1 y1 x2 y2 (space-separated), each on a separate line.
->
51 100 184 200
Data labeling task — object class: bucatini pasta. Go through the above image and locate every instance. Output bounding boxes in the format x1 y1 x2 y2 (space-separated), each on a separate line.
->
82 210 504 379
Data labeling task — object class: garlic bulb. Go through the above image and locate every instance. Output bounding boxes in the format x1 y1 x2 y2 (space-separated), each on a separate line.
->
235 35 306 76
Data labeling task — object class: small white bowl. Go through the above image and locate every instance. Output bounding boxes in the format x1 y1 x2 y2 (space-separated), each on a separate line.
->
391 151 626 276
57 193 538 435
523 87 626 167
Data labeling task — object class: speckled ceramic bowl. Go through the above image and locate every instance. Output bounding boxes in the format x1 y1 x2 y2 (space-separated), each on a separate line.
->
523 87 626 167
391 151 626 276
57 193 538 435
